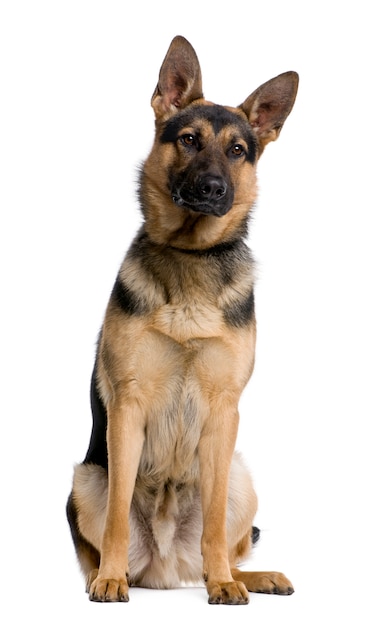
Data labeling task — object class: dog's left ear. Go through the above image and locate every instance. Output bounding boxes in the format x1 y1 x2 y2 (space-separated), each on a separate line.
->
151 36 203 121
240 72 299 147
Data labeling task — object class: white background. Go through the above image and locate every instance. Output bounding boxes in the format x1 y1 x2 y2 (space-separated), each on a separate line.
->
1 1 391 624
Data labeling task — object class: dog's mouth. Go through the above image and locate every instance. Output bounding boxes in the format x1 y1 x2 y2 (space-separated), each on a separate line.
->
172 194 231 217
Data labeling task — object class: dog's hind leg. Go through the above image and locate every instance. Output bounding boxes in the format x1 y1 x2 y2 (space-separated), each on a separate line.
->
231 567 294 595
66 491 100 588
226 454 294 596
67 464 109 590
229 526 294 595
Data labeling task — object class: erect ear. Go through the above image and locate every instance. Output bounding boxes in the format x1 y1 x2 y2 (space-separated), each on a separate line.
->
151 36 203 121
240 71 299 147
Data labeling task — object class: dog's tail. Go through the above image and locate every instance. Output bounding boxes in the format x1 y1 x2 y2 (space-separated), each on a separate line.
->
252 526 260 545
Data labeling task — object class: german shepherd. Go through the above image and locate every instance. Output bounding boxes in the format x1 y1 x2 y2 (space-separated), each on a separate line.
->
66 35 298 605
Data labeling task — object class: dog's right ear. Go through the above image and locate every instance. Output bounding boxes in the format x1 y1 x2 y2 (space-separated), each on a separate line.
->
151 36 203 121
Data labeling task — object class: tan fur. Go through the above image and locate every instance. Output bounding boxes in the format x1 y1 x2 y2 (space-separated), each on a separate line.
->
67 35 298 605
143 117 259 250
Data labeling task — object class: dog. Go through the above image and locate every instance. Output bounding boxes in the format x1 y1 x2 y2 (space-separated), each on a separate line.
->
66 35 298 605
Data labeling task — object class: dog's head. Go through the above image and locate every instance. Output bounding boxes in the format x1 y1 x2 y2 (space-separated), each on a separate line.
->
141 36 298 249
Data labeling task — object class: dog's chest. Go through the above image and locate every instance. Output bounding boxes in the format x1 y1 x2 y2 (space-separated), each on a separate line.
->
139 356 206 481
115 251 246 480
136 298 230 480
145 297 223 469
151 299 223 343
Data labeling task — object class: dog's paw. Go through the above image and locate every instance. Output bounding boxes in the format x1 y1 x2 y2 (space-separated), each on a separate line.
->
207 580 249 605
88 575 129 602
247 571 294 595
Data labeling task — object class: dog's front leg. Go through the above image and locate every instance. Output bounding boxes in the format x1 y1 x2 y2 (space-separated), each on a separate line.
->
89 400 145 602
199 401 249 605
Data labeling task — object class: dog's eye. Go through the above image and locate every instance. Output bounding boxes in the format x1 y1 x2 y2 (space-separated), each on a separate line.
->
230 144 245 157
180 134 197 147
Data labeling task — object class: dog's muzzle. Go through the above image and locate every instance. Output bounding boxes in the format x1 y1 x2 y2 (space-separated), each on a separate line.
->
172 173 234 217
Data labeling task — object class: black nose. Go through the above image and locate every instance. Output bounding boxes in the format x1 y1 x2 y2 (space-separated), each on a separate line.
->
198 175 227 201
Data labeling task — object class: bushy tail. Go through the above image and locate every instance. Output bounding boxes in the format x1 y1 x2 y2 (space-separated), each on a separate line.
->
252 526 260 545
